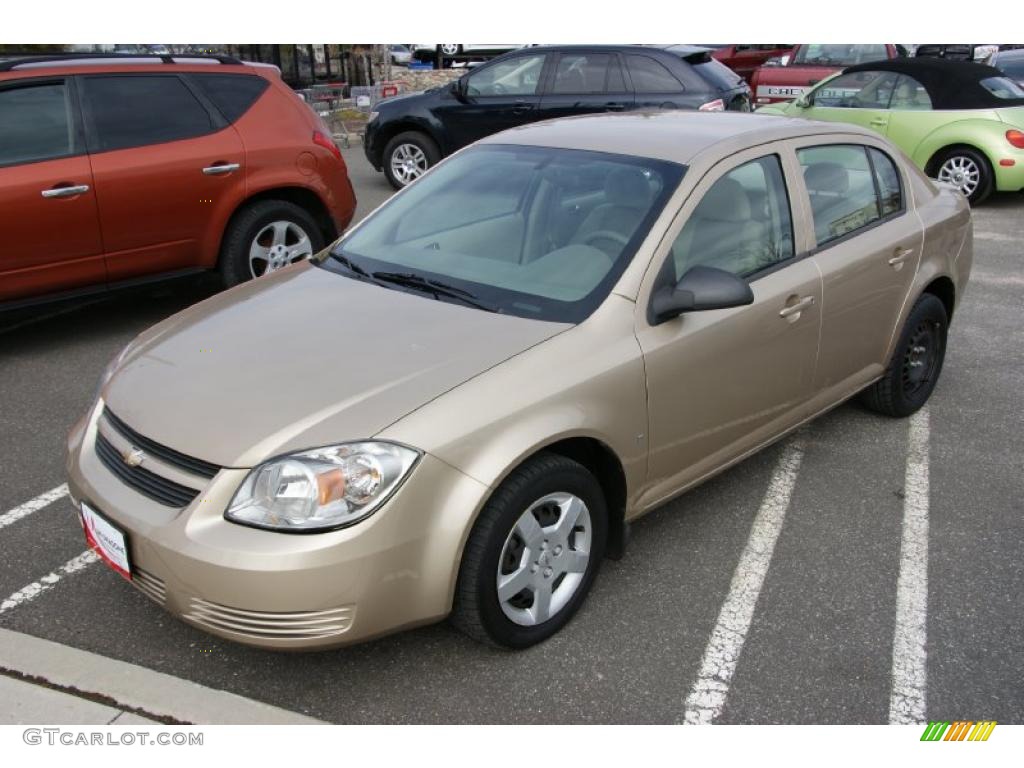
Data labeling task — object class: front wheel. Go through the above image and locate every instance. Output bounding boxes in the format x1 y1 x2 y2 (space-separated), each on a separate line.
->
382 131 440 189
861 293 948 417
934 147 994 205
451 453 607 649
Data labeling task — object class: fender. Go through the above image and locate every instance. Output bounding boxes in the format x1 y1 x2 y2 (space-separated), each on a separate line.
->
907 118 1007 173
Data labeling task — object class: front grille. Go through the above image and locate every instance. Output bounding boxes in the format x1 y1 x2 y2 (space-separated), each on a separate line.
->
184 598 355 641
103 408 220 479
95 432 200 508
132 568 166 606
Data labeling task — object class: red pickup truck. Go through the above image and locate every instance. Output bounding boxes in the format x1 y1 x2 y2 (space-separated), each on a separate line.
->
706 44 794 84
750 44 901 105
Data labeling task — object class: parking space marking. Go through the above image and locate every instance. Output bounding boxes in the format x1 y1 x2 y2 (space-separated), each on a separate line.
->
0 550 97 616
889 406 930 724
683 440 805 725
0 484 69 532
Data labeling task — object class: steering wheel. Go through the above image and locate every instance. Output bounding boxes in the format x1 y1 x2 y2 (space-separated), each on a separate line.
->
491 82 508 95
582 230 630 250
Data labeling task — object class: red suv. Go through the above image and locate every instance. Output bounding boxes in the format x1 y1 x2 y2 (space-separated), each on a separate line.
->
0 54 356 307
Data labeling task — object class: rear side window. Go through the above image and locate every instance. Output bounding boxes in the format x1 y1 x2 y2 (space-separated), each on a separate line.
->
83 75 215 152
552 53 625 94
0 82 74 165
191 73 268 122
626 55 683 93
869 148 903 216
798 145 881 245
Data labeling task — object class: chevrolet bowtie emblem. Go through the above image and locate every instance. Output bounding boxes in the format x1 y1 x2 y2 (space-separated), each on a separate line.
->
122 447 145 467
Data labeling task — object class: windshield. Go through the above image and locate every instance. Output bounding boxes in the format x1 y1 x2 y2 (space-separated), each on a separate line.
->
792 44 889 67
324 144 684 323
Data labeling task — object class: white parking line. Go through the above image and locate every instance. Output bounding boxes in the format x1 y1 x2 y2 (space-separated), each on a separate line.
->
889 406 930 724
0 550 98 616
0 484 69 532
683 440 805 725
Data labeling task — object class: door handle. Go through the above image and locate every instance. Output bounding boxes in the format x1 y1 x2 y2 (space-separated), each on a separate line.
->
779 295 815 318
869 117 888 127
41 184 89 198
202 162 240 176
605 102 626 111
888 247 914 267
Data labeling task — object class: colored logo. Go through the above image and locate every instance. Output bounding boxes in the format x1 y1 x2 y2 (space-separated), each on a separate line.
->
921 721 997 741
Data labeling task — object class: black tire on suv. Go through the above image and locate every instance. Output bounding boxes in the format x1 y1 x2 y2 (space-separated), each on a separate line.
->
382 131 441 190
219 200 325 287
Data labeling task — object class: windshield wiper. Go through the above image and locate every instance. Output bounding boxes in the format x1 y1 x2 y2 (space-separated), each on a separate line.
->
329 252 372 279
372 271 498 313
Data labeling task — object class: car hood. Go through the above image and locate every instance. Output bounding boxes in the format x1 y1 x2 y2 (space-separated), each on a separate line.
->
103 262 567 468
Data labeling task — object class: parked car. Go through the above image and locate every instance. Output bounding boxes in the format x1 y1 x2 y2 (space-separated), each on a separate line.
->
701 44 794 83
389 44 412 66
915 44 998 62
365 45 752 188
69 111 971 651
0 53 356 307
758 58 1024 203
988 48 1024 88
750 44 900 105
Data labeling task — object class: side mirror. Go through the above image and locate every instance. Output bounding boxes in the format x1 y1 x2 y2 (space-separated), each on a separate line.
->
794 93 811 108
650 265 754 325
451 78 468 101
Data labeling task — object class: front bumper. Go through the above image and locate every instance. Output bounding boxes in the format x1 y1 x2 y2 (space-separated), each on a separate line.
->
66 401 489 650
363 119 383 171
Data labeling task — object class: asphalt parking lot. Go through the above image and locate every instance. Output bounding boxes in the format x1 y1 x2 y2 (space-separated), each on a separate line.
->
0 146 1021 724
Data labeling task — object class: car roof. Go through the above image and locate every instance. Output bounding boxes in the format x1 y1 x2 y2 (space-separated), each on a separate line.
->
477 110 867 165
844 57 1024 109
0 53 274 76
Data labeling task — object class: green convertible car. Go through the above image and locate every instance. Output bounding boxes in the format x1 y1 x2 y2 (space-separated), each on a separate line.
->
759 57 1024 203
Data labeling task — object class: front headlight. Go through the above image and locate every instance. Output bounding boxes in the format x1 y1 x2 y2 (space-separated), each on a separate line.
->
225 442 420 532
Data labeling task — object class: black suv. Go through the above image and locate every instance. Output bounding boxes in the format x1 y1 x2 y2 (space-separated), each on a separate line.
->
364 45 752 188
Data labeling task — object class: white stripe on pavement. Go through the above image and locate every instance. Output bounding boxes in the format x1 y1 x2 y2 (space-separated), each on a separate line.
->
683 440 805 724
0 550 98 616
0 484 69 532
889 406 931 724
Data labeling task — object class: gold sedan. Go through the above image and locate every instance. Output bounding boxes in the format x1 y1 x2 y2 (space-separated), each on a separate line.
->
67 111 972 650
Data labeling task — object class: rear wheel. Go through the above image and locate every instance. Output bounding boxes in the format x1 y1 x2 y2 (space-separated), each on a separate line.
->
861 293 948 417
451 453 607 649
382 131 440 189
933 147 993 205
219 200 324 288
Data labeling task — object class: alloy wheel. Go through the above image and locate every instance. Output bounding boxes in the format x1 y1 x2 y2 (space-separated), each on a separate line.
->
389 143 429 186
440 44 460 56
937 155 981 198
496 492 592 626
248 220 314 278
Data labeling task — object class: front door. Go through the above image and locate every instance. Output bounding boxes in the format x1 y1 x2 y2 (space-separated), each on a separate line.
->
536 51 634 121
78 73 246 282
800 69 899 135
437 53 548 151
0 77 105 303
636 148 822 506
795 141 923 392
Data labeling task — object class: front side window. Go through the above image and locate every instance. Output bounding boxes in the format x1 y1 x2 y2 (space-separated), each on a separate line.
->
799 145 881 245
813 70 898 108
793 44 890 67
552 53 625 94
0 82 73 166
83 75 215 152
626 55 683 93
466 55 546 97
889 75 932 110
327 145 684 323
668 155 794 281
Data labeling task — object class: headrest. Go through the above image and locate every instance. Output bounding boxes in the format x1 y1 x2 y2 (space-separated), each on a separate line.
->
605 167 653 208
693 177 751 222
803 162 849 195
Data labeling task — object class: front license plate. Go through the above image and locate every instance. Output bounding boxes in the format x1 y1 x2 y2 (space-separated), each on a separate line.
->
80 502 132 581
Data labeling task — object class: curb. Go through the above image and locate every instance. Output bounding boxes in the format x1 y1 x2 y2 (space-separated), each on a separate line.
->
0 628 324 725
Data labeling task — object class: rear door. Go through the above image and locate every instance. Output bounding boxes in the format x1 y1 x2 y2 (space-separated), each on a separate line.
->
0 77 105 303
79 72 246 282
436 52 548 150
536 51 633 121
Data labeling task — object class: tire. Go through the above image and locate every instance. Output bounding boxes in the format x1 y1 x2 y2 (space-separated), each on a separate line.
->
861 293 948 417
382 131 440 190
933 146 994 205
219 200 324 288
439 44 462 58
451 453 608 649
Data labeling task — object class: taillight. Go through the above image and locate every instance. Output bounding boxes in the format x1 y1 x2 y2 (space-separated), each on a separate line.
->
313 130 342 161
1005 129 1024 149
699 98 725 112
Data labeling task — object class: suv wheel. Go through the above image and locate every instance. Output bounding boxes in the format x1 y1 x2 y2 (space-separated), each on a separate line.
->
383 131 440 189
451 453 607 649
220 200 324 287
861 293 948 417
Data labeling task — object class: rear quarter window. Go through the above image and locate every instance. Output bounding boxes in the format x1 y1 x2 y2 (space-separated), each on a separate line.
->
191 73 269 122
